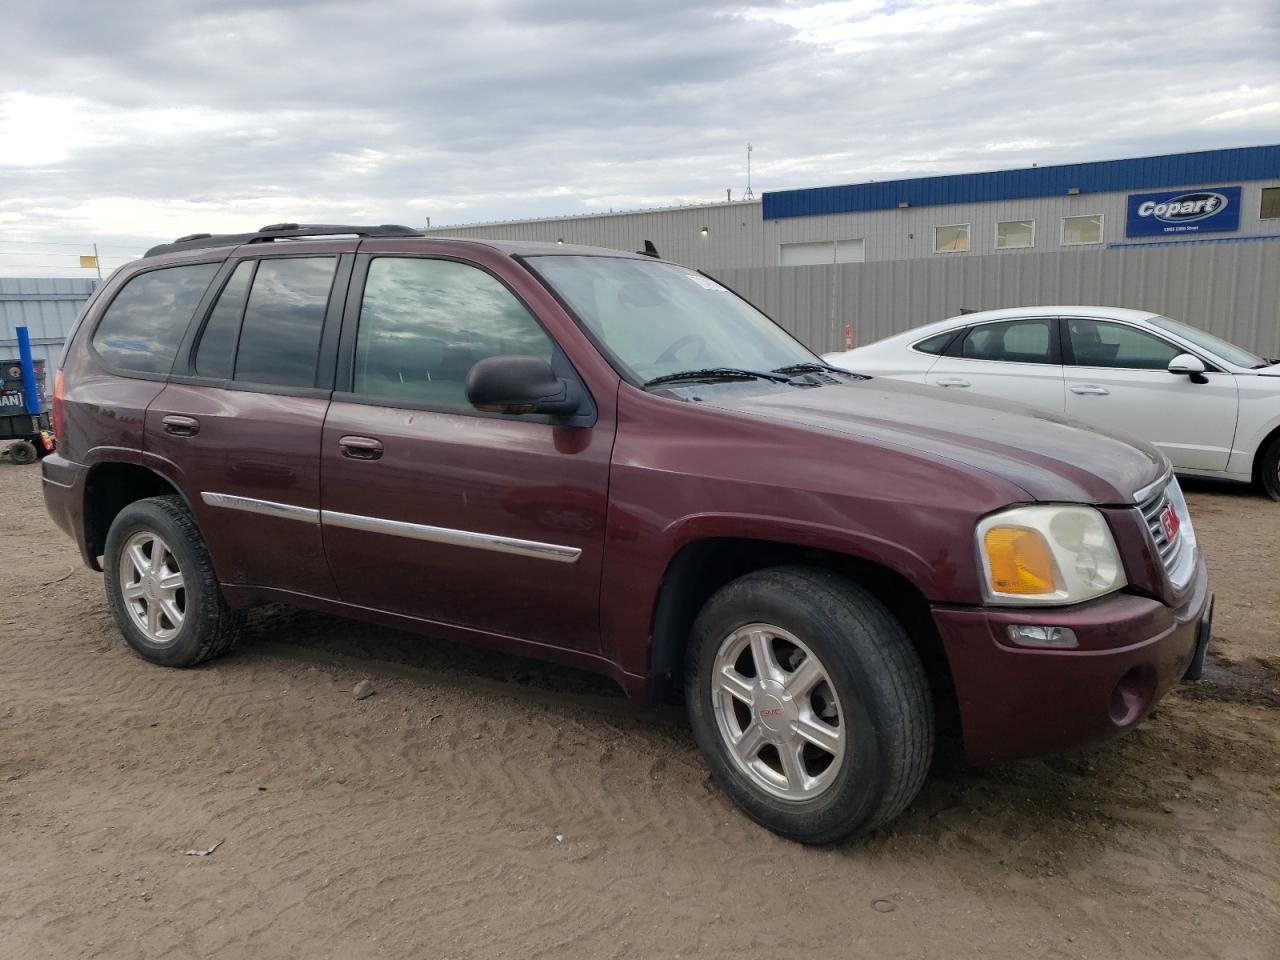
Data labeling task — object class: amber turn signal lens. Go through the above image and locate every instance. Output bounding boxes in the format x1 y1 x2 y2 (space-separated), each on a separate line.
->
982 526 1057 595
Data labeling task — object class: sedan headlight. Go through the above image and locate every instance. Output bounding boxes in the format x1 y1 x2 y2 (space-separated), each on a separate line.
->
976 505 1126 606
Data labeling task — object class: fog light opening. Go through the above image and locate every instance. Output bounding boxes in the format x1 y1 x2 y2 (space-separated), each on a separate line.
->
1109 665 1156 727
1005 624 1079 649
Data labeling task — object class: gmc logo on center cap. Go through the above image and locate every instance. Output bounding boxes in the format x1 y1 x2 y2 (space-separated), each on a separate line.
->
759 707 783 718
1160 505 1180 542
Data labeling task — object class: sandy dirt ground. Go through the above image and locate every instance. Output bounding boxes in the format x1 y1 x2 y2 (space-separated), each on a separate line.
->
1 464 1277 959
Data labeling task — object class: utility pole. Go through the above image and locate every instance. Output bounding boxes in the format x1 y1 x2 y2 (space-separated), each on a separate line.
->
92 243 103 281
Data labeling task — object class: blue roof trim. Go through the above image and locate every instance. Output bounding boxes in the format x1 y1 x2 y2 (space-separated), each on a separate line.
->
762 145 1280 220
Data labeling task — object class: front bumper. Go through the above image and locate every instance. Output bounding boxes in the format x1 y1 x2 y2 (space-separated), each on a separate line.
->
933 553 1210 765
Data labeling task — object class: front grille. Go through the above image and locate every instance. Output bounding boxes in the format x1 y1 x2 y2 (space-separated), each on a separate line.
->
1136 478 1194 590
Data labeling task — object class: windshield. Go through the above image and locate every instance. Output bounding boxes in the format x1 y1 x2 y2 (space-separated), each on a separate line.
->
527 255 818 384
1148 315 1268 368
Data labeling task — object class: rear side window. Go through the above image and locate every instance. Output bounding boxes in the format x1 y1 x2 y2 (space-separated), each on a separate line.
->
961 319 1054 364
92 264 219 374
913 331 956 356
233 258 337 388
195 261 254 379
352 257 554 410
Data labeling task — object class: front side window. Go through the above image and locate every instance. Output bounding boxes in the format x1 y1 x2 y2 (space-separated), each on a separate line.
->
996 220 1035 249
92 263 219 374
934 224 970 253
1066 318 1181 370
961 319 1054 364
353 257 554 409
528 255 815 384
1062 214 1103 245
233 257 337 388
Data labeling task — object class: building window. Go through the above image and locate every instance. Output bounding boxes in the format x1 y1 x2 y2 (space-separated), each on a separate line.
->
934 224 970 253
1262 187 1280 220
996 219 1035 249
1062 214 1103 245
778 238 864 266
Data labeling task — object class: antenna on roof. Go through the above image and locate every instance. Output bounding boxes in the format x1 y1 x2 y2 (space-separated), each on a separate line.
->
742 143 756 201
637 240 661 258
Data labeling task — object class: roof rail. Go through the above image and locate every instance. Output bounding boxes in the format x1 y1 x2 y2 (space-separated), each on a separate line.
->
144 223 425 258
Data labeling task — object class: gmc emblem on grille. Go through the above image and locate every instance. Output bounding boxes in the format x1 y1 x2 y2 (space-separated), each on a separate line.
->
1160 505 1180 542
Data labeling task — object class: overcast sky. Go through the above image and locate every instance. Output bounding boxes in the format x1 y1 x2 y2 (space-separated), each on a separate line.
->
1 0 1277 273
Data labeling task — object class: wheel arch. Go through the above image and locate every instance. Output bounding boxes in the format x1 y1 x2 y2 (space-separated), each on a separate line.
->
646 536 953 713
83 461 190 571
1250 420 1280 487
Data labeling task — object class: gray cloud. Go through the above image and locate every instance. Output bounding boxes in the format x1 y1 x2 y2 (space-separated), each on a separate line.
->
1 0 1277 265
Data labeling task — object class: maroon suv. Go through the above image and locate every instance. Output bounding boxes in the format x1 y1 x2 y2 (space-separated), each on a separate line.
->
43 223 1212 842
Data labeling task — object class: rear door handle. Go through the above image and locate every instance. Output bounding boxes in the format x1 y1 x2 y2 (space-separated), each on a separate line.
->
162 415 200 437
935 377 970 388
339 435 384 461
1070 385 1110 396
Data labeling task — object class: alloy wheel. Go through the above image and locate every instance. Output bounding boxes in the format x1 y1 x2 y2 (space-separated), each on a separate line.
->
711 623 845 801
119 531 186 644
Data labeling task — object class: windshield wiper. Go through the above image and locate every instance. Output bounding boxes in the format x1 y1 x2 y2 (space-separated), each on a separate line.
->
771 361 859 377
643 367 794 388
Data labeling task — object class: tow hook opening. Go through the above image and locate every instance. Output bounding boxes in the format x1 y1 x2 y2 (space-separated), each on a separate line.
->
1109 664 1157 727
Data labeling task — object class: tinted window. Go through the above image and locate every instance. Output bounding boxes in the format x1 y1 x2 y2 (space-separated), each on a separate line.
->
234 258 336 388
92 264 219 374
961 319 1053 364
914 331 955 355
195 261 253 379
353 257 553 410
1067 318 1181 370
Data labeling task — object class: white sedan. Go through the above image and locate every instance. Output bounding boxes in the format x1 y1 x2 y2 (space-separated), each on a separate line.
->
823 306 1280 499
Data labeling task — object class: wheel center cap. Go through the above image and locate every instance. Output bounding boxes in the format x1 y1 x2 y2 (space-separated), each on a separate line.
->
143 575 159 600
754 680 795 734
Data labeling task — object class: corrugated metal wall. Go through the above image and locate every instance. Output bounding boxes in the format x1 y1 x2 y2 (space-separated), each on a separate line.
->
0 278 98 373
424 201 766 270
427 180 1280 268
711 241 1280 357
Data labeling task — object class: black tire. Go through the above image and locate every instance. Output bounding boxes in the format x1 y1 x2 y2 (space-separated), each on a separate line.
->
685 565 934 843
103 495 243 667
8 440 37 465
1259 435 1280 502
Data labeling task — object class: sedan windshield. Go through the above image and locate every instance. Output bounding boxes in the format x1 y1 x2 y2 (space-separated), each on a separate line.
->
1148 315 1268 368
527 256 818 384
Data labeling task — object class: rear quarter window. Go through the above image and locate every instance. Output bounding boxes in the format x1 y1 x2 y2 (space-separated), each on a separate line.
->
91 263 220 374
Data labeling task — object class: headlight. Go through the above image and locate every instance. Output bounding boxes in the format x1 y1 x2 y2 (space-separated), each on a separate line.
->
976 505 1126 605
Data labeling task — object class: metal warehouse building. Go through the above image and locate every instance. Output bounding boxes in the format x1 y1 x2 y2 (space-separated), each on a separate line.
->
425 145 1280 356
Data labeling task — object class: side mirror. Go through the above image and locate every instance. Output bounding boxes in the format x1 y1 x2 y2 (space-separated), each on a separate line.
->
1168 353 1209 383
466 355 582 416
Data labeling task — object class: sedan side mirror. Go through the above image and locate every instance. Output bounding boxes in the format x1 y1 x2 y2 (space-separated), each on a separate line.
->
466 355 582 416
1168 353 1209 384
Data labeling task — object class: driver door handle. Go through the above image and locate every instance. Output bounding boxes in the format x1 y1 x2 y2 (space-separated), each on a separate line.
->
935 377 970 388
1070 385 1110 396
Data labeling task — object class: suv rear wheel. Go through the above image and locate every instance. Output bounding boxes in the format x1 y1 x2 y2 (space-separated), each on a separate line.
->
685 566 934 843
103 495 243 667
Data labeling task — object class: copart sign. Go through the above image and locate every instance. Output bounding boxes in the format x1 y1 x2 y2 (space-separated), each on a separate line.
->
1126 186 1241 237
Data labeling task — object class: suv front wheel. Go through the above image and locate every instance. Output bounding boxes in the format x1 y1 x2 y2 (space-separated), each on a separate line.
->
685 566 934 843
103 495 243 667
